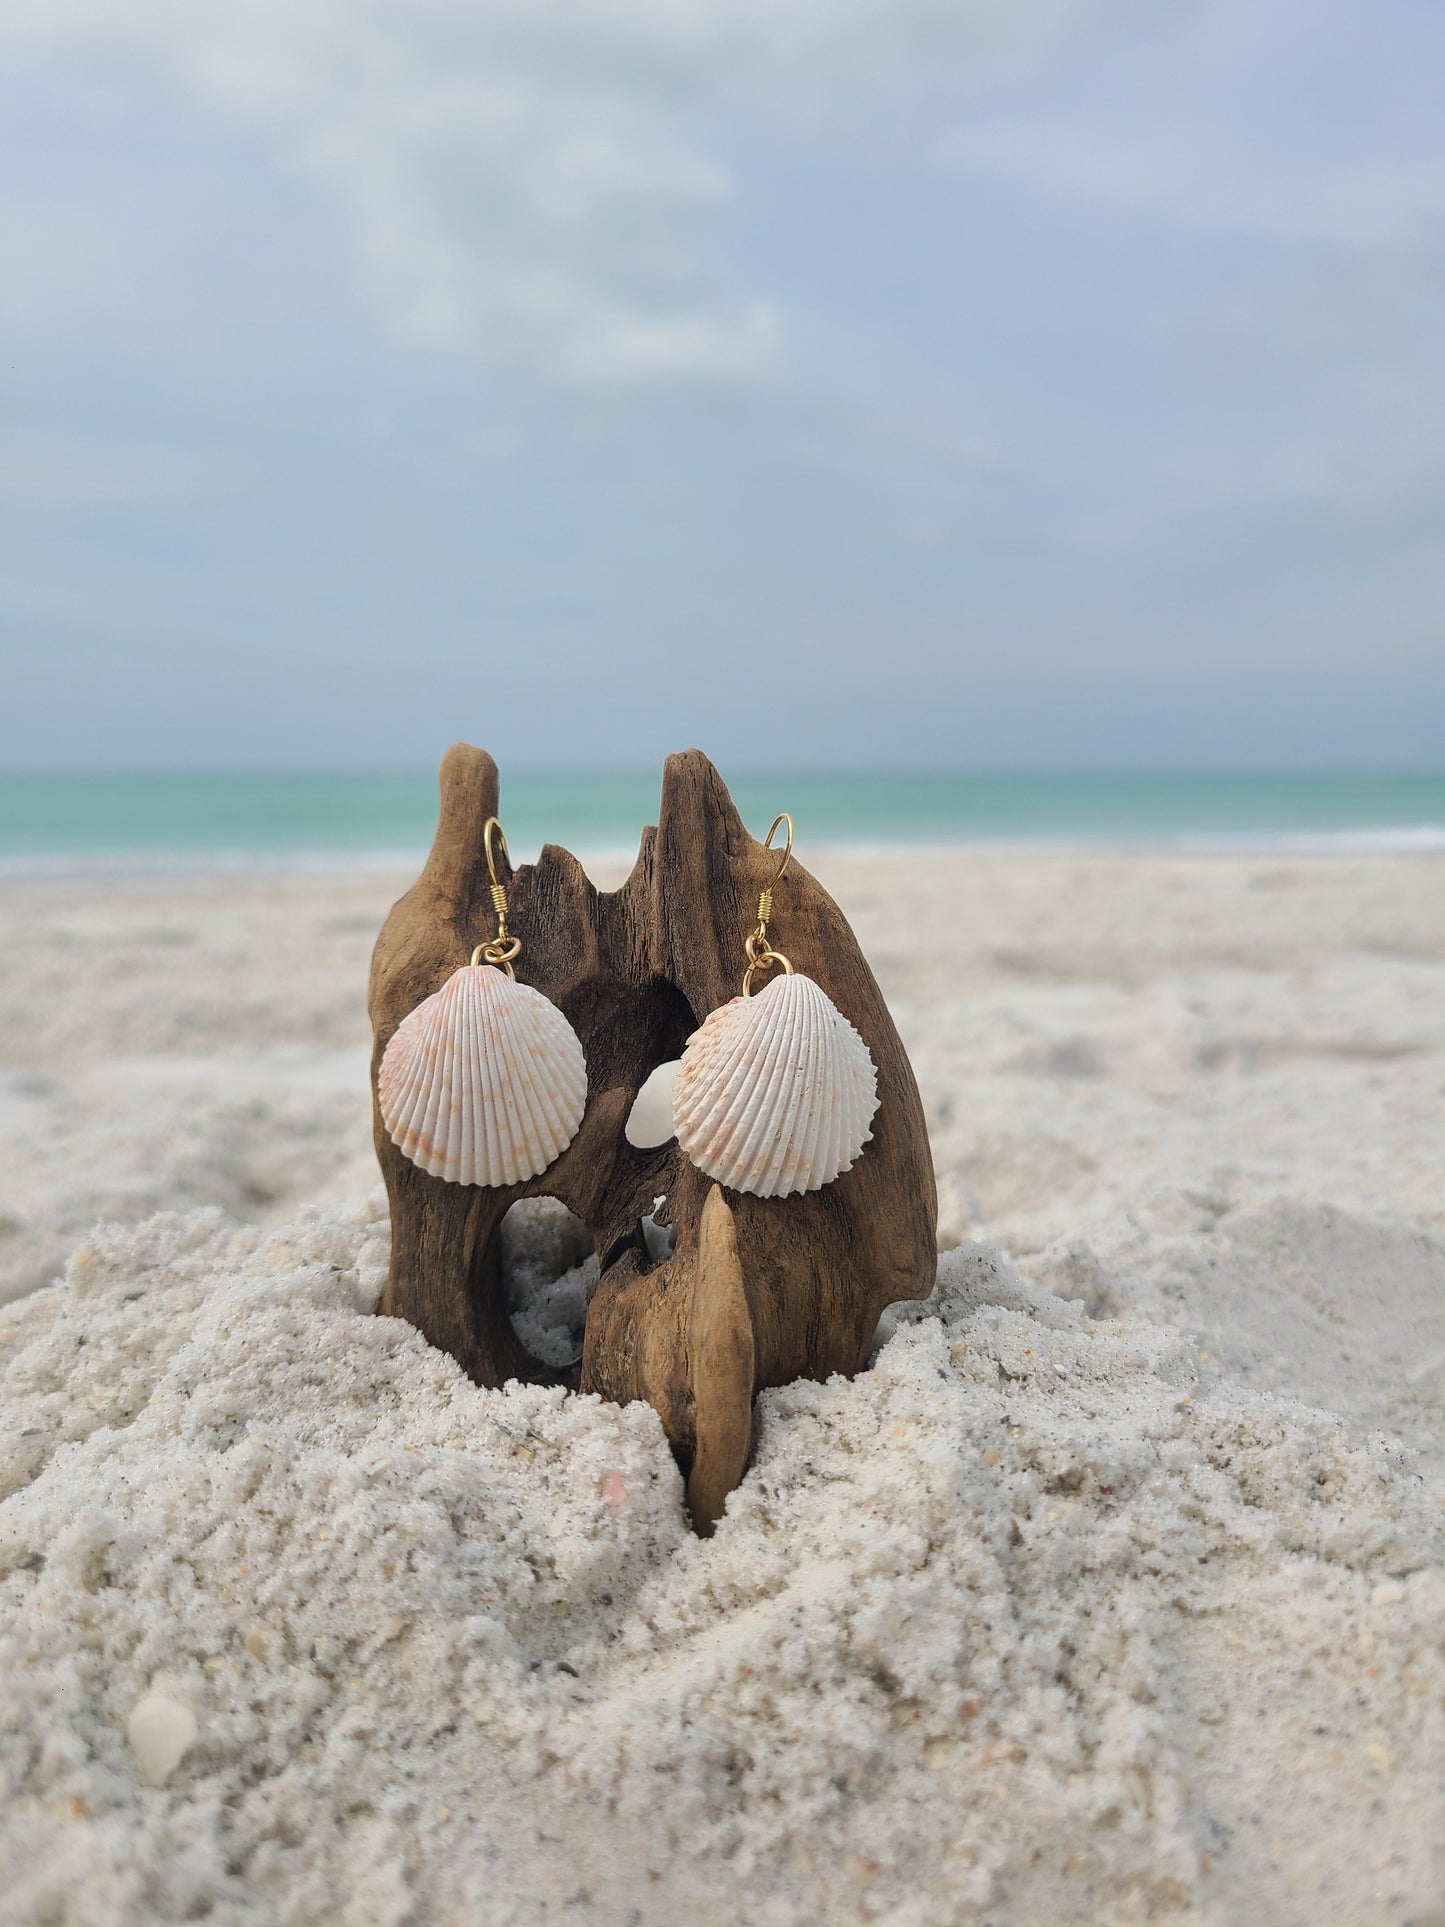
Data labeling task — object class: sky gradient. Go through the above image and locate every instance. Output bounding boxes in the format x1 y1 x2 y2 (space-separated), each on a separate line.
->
1 0 1442 771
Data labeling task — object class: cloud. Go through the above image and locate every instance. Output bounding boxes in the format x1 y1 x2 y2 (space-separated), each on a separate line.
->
0 0 1109 381
943 120 1445 250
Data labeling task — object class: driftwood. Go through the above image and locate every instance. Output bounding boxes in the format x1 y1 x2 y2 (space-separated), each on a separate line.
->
368 744 937 1529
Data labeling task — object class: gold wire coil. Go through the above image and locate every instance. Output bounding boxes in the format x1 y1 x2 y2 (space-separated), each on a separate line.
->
741 813 795 994
739 813 797 994
478 816 519 974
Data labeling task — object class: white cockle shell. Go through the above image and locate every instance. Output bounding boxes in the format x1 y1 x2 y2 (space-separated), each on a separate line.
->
672 971 879 1198
378 964 587 1186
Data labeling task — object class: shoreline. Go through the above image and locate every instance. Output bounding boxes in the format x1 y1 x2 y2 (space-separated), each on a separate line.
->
2 825 1445 880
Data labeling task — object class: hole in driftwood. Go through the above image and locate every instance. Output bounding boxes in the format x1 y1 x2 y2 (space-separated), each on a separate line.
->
642 1193 678 1263
626 1059 680 1148
500 1198 596 1369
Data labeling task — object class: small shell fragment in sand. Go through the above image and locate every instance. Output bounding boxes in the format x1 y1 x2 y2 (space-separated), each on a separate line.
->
127 1693 197 1786
244 1622 282 1664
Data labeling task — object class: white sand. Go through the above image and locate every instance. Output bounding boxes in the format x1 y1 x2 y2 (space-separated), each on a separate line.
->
1 852 1443 1925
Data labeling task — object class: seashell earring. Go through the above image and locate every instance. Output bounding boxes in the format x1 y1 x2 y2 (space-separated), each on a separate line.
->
672 814 880 1198
378 817 587 1186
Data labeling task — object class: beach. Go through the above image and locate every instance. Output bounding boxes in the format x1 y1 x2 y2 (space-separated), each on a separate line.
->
2 848 1443 1924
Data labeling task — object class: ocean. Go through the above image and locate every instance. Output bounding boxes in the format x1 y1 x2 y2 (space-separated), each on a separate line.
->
1 771 1442 871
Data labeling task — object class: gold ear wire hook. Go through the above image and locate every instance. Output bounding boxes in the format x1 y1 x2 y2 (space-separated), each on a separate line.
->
743 812 796 995
473 815 522 977
759 813 793 916
483 815 509 891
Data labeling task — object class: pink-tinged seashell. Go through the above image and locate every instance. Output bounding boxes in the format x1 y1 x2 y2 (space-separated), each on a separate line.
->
378 964 586 1186
672 972 879 1198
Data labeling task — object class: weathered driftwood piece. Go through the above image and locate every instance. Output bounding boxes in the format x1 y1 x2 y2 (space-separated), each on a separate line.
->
368 743 937 1530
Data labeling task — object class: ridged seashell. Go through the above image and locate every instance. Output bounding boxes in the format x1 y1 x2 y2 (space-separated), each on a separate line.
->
673 972 879 1198
378 964 586 1185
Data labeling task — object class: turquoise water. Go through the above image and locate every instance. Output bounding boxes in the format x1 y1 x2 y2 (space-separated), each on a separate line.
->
1 771 1443 868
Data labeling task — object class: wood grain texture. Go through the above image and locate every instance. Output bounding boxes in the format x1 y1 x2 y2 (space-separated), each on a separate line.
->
685 1185 756 1536
368 743 937 1526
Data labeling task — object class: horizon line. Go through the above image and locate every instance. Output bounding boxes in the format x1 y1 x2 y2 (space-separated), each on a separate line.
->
4 766 1445 783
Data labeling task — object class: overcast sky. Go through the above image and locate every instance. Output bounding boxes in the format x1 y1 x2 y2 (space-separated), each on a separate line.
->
1 0 1442 771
